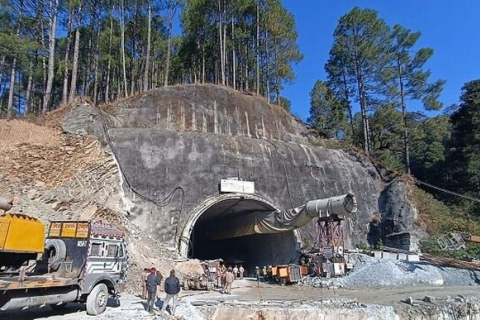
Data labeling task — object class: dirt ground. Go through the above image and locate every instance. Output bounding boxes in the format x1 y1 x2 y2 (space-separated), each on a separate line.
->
2 278 479 320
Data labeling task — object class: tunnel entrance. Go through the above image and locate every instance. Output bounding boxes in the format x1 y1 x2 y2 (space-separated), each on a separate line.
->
181 195 300 274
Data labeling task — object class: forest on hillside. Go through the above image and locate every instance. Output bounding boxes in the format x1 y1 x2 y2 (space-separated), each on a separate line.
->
0 0 300 116
1 1 479 244
306 7 480 227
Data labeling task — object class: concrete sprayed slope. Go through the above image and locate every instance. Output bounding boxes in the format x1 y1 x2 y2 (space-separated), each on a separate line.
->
110 84 306 143
110 129 379 246
65 84 383 256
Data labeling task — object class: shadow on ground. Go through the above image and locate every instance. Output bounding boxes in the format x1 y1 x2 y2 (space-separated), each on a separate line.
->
0 297 120 320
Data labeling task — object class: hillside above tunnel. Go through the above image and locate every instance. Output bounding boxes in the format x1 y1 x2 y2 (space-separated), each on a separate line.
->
63 84 422 268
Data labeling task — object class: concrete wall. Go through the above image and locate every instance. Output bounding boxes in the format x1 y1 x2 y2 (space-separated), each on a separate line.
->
63 84 396 251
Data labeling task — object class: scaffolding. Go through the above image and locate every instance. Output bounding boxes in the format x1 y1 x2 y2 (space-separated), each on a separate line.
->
315 215 346 276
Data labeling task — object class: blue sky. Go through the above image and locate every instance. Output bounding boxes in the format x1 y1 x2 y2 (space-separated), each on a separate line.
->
282 1 480 121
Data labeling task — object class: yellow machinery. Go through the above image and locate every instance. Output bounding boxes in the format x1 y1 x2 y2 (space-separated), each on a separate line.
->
0 197 45 270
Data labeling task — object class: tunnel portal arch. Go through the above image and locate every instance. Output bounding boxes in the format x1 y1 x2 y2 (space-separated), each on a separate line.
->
179 194 302 271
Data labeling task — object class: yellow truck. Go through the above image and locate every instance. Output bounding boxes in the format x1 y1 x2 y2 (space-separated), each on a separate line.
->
0 197 128 316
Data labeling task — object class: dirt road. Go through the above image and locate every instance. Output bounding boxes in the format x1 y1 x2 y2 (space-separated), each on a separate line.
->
2 278 479 319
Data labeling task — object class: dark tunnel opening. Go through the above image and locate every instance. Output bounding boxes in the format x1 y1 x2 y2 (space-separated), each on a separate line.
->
189 198 300 274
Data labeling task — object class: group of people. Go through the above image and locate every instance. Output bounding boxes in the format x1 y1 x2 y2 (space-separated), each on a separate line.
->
142 267 181 315
255 265 274 283
217 264 244 294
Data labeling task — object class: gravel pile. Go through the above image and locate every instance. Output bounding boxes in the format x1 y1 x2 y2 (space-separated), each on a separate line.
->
300 253 480 289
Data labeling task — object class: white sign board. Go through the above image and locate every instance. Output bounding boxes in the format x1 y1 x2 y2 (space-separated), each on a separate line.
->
220 179 255 194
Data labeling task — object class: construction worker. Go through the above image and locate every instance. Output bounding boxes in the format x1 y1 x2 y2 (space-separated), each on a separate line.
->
255 266 260 283
262 266 268 281
239 265 244 279
161 269 181 316
224 267 234 294
267 266 273 283
216 264 222 288
233 265 238 279
146 267 161 314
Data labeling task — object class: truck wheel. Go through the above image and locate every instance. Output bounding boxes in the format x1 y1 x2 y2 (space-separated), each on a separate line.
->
86 283 108 316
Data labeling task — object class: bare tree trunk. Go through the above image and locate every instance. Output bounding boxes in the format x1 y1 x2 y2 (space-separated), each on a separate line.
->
7 21 20 118
244 41 249 92
120 0 128 98
92 41 100 104
353 41 370 154
165 0 176 87
105 8 114 102
25 59 34 114
37 0 47 110
0 75 6 111
202 42 205 83
62 9 73 105
256 4 259 95
342 67 355 141
152 61 157 88
43 0 59 114
232 18 236 90
143 2 152 92
69 25 80 103
265 30 270 103
0 55 5 75
83 24 92 97
129 3 137 96
7 57 17 118
116 66 121 99
223 2 227 86
397 55 410 174
217 1 225 86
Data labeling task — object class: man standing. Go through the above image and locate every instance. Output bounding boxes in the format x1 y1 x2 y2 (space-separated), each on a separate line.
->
146 267 160 314
239 265 244 279
162 269 181 316
224 267 234 294
233 265 238 279
220 263 227 291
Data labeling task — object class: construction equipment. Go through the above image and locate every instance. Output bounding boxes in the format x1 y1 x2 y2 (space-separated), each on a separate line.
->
0 213 45 270
201 193 356 278
271 265 303 285
203 193 357 240
0 197 128 316
176 259 216 291
0 196 45 270
437 232 466 251
437 232 480 251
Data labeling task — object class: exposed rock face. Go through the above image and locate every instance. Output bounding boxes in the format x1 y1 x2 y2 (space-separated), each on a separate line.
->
63 84 421 262
378 180 426 251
